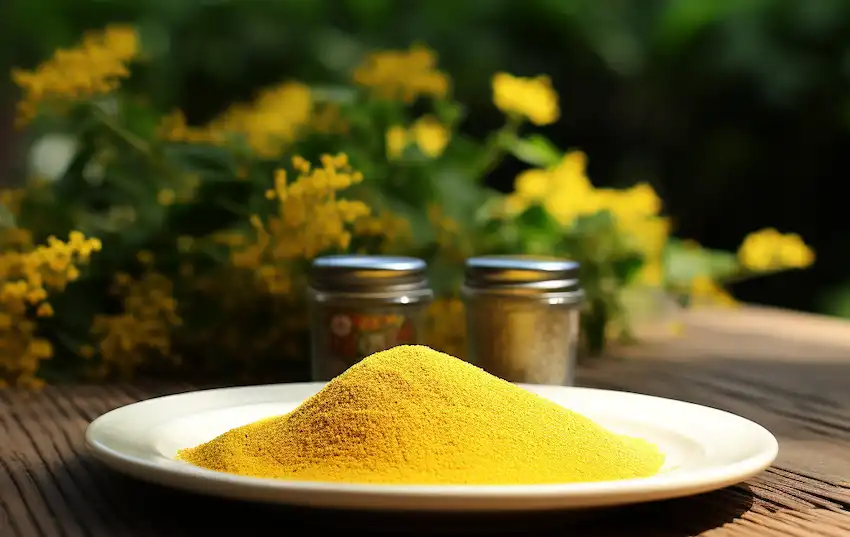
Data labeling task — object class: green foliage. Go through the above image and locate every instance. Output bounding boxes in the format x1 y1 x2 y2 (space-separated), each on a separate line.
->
665 239 740 289
0 2 827 385
503 133 562 168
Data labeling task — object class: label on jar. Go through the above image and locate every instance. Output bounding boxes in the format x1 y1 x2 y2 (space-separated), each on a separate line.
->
326 311 417 370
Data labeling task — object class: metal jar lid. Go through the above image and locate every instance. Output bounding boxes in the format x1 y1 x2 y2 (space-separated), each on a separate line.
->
309 255 431 295
462 255 583 298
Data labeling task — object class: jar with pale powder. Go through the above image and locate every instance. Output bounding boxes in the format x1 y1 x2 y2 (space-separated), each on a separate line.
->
462 255 584 385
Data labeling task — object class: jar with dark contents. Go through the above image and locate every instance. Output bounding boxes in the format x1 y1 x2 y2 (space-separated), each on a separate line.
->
461 256 584 385
307 255 433 381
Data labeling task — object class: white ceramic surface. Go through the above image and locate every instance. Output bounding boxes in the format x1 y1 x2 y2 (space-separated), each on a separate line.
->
85 383 778 512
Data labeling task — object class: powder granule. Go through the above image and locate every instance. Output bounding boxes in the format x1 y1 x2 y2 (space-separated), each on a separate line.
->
178 345 665 485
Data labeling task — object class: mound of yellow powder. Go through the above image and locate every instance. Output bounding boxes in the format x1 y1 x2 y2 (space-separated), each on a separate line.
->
177 345 665 485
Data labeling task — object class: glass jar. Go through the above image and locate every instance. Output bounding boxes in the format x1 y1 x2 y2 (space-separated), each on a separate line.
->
461 255 584 385
307 255 433 381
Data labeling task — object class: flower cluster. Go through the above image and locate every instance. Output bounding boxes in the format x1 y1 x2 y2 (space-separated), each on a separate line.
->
353 211 413 253
738 228 815 272
0 220 101 387
5 26 819 386
230 154 371 294
92 267 182 379
12 25 138 126
386 116 450 159
506 151 661 226
504 151 666 285
492 72 560 126
689 276 738 308
160 82 313 158
353 45 450 102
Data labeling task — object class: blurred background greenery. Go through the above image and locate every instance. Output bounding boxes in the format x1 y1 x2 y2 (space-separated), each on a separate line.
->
2 0 849 318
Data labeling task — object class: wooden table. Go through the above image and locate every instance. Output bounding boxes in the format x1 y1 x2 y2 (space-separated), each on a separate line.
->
2 305 849 536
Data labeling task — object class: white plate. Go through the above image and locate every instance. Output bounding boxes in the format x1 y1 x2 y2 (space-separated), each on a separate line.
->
86 383 778 512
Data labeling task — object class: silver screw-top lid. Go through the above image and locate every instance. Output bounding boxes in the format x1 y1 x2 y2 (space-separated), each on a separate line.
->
310 255 431 294
463 255 582 297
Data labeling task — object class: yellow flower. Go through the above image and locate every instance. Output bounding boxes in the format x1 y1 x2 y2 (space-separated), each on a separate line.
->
505 150 665 230
0 225 101 386
504 151 595 223
411 116 449 158
136 250 154 265
353 44 450 103
542 152 598 225
501 193 529 216
353 211 412 252
514 169 551 202
738 228 815 271
629 217 671 286
386 117 451 160
310 102 349 135
99 25 138 58
213 82 313 158
229 154 376 294
492 72 559 126
779 233 816 269
386 126 409 159
597 183 663 222
156 110 224 145
690 276 738 308
157 189 176 206
92 271 182 379
158 82 313 159
11 24 139 126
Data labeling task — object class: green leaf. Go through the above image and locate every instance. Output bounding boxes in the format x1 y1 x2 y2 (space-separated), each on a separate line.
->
612 254 645 285
516 204 560 233
665 239 740 286
310 85 359 104
434 100 466 129
163 144 237 178
514 204 562 254
654 0 765 49
503 133 562 168
430 166 481 224
0 203 16 229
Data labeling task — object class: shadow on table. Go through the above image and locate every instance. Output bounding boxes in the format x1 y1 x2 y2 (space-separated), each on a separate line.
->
96 465 753 537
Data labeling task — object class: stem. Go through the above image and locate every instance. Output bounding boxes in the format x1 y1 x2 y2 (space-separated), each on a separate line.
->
719 267 791 286
91 107 152 156
216 198 250 217
477 115 522 178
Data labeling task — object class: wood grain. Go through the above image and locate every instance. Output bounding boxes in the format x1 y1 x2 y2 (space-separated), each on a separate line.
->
1 306 849 536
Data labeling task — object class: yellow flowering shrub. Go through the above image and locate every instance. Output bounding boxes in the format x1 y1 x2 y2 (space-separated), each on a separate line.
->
160 82 313 158
3 26 816 385
230 154 371 295
12 24 138 126
0 223 101 387
353 44 450 102
92 270 182 379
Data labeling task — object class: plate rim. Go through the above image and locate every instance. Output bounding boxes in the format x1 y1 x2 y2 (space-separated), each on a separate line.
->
85 382 779 511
